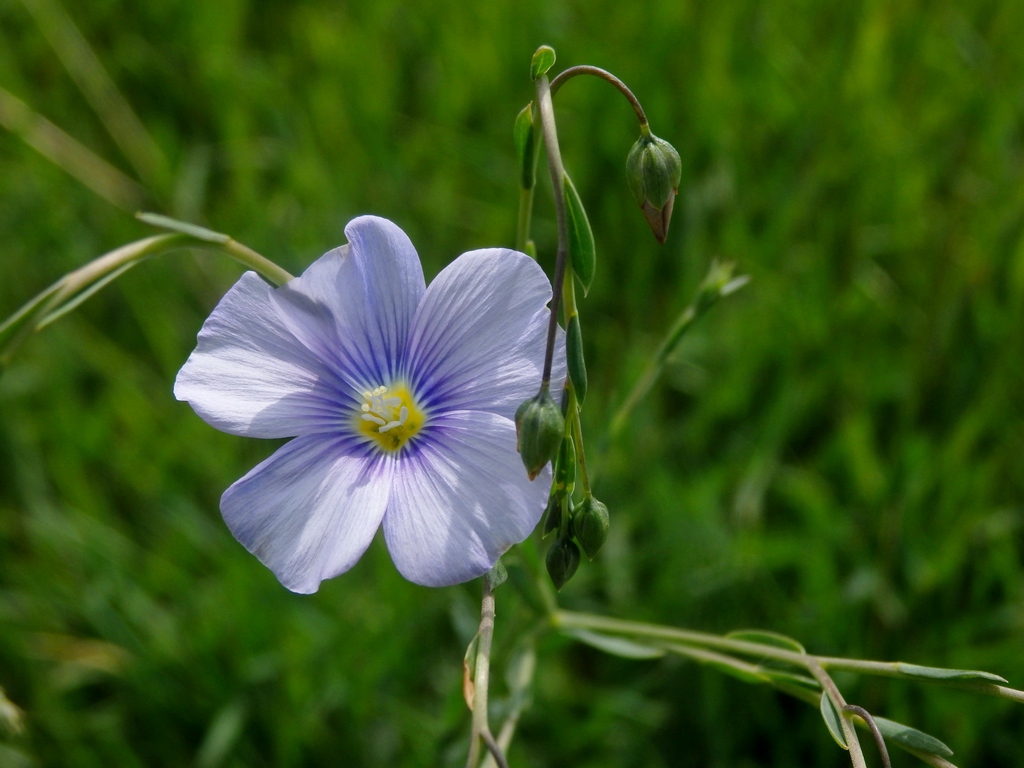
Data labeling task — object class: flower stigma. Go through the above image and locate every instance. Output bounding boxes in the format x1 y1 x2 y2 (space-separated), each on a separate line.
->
357 384 425 451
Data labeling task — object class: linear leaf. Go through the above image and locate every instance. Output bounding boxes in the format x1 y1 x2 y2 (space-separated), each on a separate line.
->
726 630 806 655
563 628 665 660
873 717 953 758
819 693 848 750
895 663 1007 684
564 173 595 295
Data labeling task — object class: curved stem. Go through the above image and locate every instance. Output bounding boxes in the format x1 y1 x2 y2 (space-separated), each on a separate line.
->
843 705 891 768
0 232 292 369
536 75 570 387
549 65 648 128
806 658 867 768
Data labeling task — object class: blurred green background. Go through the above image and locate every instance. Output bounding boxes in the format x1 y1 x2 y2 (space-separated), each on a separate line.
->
2 0 1023 765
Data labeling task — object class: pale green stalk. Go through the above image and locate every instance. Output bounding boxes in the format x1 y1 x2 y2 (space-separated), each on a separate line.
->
0 230 292 369
466 577 508 768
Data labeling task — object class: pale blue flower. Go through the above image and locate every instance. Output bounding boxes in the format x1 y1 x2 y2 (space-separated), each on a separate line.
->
175 216 561 592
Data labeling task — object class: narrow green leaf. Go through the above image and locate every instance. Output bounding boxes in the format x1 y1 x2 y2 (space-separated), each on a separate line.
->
530 45 556 80
0 281 62 350
513 102 536 189
566 315 587 403
873 717 953 758
758 668 820 692
819 693 848 750
562 628 665 660
702 658 768 686
564 174 596 295
726 630 806 655
37 262 137 330
136 212 230 244
895 663 1007 684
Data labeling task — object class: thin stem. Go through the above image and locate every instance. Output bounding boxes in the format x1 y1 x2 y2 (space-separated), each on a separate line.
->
1 233 292 369
843 705 891 768
555 610 1024 704
536 74 570 387
466 578 507 768
806 659 867 768
559 262 592 495
515 186 535 254
607 303 696 439
549 65 648 128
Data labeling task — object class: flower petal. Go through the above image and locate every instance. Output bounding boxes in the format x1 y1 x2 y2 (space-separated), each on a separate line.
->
221 434 394 594
405 249 564 419
174 270 349 438
319 215 425 386
382 411 550 586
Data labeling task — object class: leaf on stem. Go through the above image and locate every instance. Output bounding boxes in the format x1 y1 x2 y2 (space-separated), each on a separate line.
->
894 663 1007 684
562 628 665 660
872 717 953 759
463 633 481 709
513 103 536 190
566 315 587 403
563 174 596 295
820 693 849 750
725 630 806 654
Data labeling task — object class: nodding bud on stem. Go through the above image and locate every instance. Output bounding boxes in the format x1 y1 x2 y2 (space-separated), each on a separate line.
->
625 130 682 244
572 497 610 560
515 388 565 480
546 535 580 591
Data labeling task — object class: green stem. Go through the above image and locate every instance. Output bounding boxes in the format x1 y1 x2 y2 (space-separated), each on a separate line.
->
561 274 591 496
554 610 1024 703
516 186 535 254
0 232 292 369
806 658 867 768
607 303 697 439
548 65 648 128
536 74 570 388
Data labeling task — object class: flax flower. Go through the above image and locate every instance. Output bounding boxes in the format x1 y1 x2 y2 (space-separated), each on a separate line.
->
175 216 560 592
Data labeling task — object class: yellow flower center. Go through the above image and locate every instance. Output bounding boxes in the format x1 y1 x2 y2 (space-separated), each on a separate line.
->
356 384 425 452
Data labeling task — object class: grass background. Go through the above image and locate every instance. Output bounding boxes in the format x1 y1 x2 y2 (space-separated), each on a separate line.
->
2 0 1024 765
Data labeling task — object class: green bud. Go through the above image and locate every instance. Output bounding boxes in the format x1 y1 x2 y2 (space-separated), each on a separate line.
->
625 131 682 244
515 388 565 480
546 535 580 591
566 315 587 404
542 491 564 538
572 497 610 560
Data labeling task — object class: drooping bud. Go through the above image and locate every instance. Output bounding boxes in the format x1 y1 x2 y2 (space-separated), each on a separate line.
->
625 130 682 244
546 535 580 591
572 497 610 560
542 491 564 538
514 388 565 480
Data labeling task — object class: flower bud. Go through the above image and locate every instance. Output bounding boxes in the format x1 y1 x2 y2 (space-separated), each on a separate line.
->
546 535 580 591
542 492 564 538
625 131 682 244
515 388 565 480
572 497 610 560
